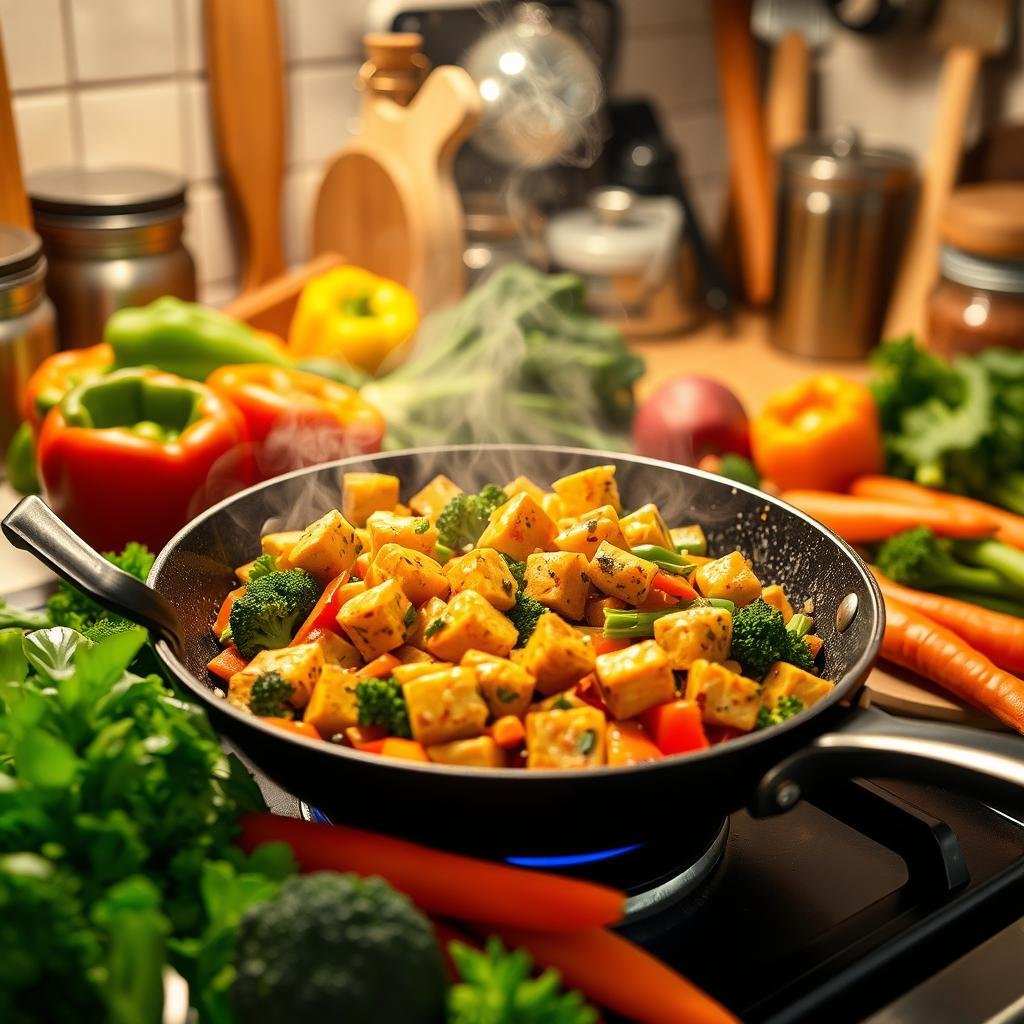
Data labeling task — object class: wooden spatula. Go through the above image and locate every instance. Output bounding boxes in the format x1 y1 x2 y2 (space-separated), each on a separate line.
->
0 26 31 230
205 0 286 293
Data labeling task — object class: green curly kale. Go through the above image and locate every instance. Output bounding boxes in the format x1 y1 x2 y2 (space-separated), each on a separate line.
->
248 672 295 718
730 599 814 680
436 484 509 552
757 694 805 729
355 677 411 738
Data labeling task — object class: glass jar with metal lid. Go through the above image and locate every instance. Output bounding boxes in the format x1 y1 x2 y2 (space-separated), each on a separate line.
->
0 227 57 454
927 183 1024 356
29 166 196 349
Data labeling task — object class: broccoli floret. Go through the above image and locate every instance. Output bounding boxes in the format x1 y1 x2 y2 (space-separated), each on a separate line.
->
355 677 411 738
48 542 155 632
248 553 278 581
499 555 544 646
718 454 761 488
228 569 321 658
730 599 814 680
756 694 805 730
876 526 1008 597
231 872 445 1024
249 672 295 718
436 484 508 552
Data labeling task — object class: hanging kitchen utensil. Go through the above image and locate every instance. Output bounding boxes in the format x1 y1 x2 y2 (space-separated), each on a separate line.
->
313 33 481 314
882 0 1010 342
205 0 286 293
0 26 30 230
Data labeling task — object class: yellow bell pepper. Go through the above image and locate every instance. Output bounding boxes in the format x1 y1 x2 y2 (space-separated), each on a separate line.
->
750 374 883 492
288 266 419 375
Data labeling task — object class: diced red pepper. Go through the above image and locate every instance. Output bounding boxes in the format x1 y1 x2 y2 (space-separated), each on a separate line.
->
574 673 612 717
344 725 388 753
292 570 350 644
606 721 664 766
650 570 698 601
356 653 401 679
208 644 248 681
641 700 708 755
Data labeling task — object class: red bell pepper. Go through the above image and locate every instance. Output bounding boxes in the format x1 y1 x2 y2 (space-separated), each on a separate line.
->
291 570 350 644
641 700 709 755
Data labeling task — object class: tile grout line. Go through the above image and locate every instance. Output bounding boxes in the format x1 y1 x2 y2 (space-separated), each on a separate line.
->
57 0 84 165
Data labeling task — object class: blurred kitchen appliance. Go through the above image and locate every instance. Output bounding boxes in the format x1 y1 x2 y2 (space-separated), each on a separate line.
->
0 227 56 454
28 167 196 350
772 133 915 359
927 182 1024 356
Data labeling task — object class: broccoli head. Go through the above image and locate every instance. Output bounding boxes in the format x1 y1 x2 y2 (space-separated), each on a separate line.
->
228 569 321 658
355 677 411 738
248 553 278 581
875 526 1006 597
756 694 804 729
231 872 445 1024
730 599 813 680
500 555 544 646
436 484 508 552
249 672 295 718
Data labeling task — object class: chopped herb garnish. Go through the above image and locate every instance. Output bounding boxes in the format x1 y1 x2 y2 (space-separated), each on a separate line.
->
552 695 573 711
413 518 430 534
496 685 519 704
576 728 597 755
403 604 417 628
424 617 447 638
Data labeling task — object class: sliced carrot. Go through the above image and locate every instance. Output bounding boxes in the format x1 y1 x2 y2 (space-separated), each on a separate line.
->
344 724 387 752
292 570 350 644
356 652 401 679
208 644 248 681
779 490 996 541
650 570 698 600
637 588 683 611
606 720 663 765
261 717 322 740
489 926 738 1024
593 636 633 656
237 814 626 931
804 633 824 659
380 737 429 762
488 715 526 749
213 586 245 638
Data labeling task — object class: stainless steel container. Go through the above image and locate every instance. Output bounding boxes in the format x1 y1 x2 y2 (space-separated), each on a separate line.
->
29 167 196 349
0 227 57 454
772 134 916 359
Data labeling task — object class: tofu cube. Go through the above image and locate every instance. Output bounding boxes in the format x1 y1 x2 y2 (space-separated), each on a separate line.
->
761 584 794 623
287 510 362 582
366 510 438 557
554 507 629 560
461 649 536 718
426 590 519 661
393 644 437 665
654 607 733 670
552 465 622 517
343 472 400 527
402 666 489 746
427 735 505 768
476 492 557 561
261 530 302 566
302 665 360 737
407 595 449 651
408 474 463 521
524 551 590 620
503 475 547 503
620 503 673 549
530 691 587 712
761 661 834 711
685 658 762 731
595 640 676 720
228 642 325 711
587 540 659 606
445 548 518 611
693 551 763 607
525 706 607 769
520 612 596 695
336 579 413 660
540 493 565 520
670 524 707 555
370 543 449 605
311 630 363 669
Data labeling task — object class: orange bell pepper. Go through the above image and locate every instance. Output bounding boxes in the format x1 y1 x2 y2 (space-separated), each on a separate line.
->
606 721 664 765
641 700 708 755
750 374 883 492
22 343 114 431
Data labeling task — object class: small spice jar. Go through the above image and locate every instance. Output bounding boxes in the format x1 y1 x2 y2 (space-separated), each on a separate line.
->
927 183 1024 356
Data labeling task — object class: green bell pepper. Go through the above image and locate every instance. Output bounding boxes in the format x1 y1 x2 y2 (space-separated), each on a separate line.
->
5 422 40 494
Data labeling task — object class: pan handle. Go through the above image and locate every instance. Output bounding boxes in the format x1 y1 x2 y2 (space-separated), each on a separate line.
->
752 704 1024 818
2 495 185 658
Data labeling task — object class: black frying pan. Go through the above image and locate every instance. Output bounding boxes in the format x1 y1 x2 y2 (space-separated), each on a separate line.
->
7 445 1024 857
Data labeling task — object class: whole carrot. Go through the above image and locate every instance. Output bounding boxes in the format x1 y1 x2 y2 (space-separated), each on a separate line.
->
872 568 1024 675
490 925 739 1024
238 813 626 931
779 490 995 542
881 595 1024 734
852 475 1024 551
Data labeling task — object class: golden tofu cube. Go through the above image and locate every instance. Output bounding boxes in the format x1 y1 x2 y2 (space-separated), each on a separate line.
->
393 660 450 684
620 503 673 549
335 578 413 661
554 508 629 560
408 474 463 521
287 510 362 582
685 659 762 731
552 465 622 517
402 666 489 746
540 492 565 520
369 543 449 606
343 472 400 527
761 661 834 711
366 510 438 557
261 530 302 566
461 649 536 718
425 590 519 662
520 612 596 695
525 706 606 769
228 642 325 711
654 607 733 670
670 524 707 555
587 540 658 606
595 639 676 720
302 665 360 737
524 550 590 621
761 584 794 623
427 735 506 768
530 691 587 712
235 558 259 583
407 596 449 651
311 630 363 669
445 547 518 611
503 475 547 503
585 594 627 628
393 644 436 665
476 492 558 562
693 551 762 607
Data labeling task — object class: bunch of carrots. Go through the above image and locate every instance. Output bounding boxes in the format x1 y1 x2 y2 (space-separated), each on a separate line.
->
239 814 738 1024
782 476 1024 735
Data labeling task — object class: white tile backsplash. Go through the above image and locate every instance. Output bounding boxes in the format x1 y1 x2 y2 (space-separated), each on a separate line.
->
282 0 365 62
283 163 322 266
70 0 177 82
288 63 359 164
12 90 75 172
178 0 204 74
182 77 217 180
185 181 238 283
0 0 67 91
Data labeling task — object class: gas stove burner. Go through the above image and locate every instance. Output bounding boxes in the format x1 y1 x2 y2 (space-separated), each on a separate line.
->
298 804 728 924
